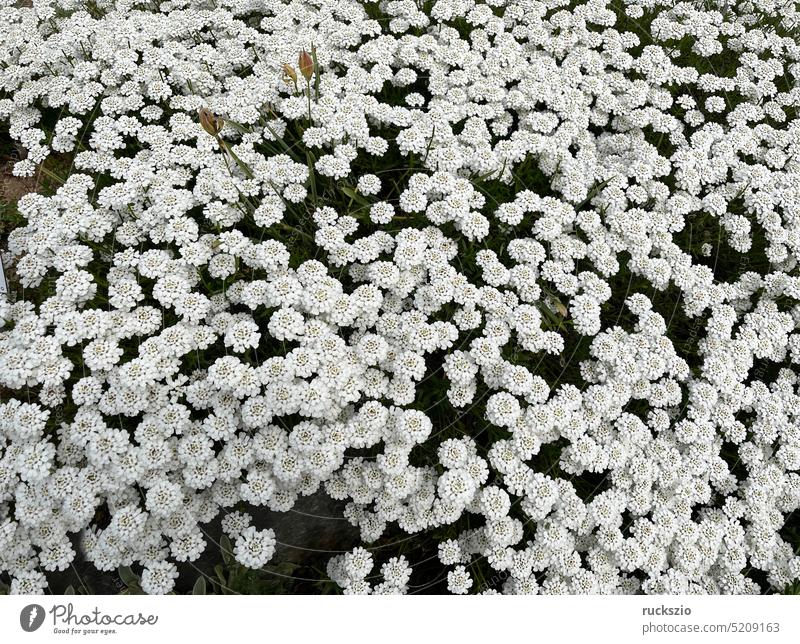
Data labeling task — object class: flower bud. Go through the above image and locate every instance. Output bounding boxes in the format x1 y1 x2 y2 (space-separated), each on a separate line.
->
199 107 223 137
282 63 298 85
298 50 314 81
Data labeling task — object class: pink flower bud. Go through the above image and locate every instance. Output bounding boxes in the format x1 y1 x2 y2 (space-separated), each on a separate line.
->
198 108 223 137
298 50 314 81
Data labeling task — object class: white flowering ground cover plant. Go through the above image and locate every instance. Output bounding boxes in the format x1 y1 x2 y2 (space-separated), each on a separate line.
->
2 0 800 596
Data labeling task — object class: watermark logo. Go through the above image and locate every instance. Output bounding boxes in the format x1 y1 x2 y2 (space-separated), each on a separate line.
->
20 604 46 632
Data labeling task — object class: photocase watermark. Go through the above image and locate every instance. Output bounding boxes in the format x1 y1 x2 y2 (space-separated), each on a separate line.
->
475 568 510 593
20 604 46 632
18 603 158 637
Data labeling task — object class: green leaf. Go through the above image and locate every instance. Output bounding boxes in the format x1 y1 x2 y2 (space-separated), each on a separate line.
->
64 585 76 595
784 581 800 595
222 117 251 134
273 561 300 575
117 565 138 587
220 535 234 566
214 564 228 593
575 174 615 210
192 576 207 595
311 43 320 101
473 159 506 184
262 121 302 162
421 124 436 165
340 185 370 208
306 150 318 206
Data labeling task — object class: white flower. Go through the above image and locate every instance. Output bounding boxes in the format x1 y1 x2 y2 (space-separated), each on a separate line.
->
234 526 277 569
1 0 800 597
447 565 473 594
140 561 179 595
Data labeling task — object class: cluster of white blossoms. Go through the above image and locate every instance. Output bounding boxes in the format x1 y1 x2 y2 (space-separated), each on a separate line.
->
326 548 412 594
2 0 800 595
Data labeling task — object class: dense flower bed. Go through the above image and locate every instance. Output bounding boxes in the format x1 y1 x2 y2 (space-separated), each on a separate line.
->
2 0 800 595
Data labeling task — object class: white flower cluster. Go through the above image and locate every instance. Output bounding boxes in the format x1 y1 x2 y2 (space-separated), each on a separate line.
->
326 548 412 594
2 0 800 595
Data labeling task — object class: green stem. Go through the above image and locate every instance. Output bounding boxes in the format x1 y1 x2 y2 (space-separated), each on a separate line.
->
217 138 254 180
306 80 312 125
